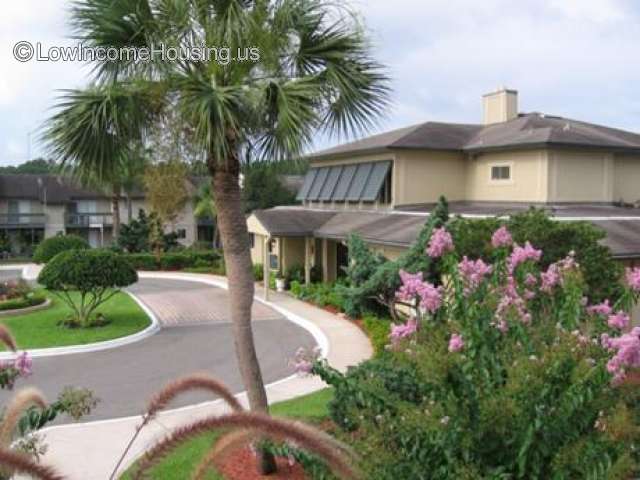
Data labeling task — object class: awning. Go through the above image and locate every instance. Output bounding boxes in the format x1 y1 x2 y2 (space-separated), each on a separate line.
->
297 160 392 202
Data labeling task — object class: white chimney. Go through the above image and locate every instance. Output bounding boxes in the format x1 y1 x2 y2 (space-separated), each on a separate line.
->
482 87 518 125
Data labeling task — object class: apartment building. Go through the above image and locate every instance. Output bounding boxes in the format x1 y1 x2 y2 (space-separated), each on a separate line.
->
248 88 640 286
0 174 212 254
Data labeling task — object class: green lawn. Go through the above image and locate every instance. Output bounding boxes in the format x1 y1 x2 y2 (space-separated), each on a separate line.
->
121 388 333 480
0 290 151 350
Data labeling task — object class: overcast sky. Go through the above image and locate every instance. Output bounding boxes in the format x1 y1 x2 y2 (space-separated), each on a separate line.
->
1 0 640 166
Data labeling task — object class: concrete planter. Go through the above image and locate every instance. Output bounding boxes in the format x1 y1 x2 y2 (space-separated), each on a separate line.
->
275 278 286 292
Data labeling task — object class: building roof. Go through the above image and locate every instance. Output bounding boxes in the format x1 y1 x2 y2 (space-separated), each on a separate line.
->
0 175 110 203
250 204 640 258
310 113 640 160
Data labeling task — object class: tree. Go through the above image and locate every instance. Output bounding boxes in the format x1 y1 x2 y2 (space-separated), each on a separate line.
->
37 250 137 327
143 160 189 230
32 234 89 264
193 181 219 248
42 85 156 238
242 163 298 213
0 158 56 175
51 1 389 473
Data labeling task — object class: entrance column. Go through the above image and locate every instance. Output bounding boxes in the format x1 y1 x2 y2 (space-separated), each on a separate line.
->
322 238 329 282
263 235 270 301
304 237 312 285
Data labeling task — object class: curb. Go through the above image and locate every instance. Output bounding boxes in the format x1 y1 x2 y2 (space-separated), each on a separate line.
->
0 297 51 317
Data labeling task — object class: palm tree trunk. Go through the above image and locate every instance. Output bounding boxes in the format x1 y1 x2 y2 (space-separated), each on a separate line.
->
210 159 277 475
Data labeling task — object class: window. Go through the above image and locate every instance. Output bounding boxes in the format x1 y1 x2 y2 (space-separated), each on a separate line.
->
491 165 511 181
249 233 255 248
177 229 187 239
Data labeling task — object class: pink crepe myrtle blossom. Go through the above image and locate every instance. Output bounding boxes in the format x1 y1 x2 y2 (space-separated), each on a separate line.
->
418 283 443 314
604 327 640 384
625 267 640 292
540 264 560 293
608 311 630 330
491 226 513 248
396 270 443 314
494 275 531 326
426 227 454 258
448 334 465 353
507 242 542 273
588 300 613 316
396 270 425 302
389 317 418 344
458 257 492 296
524 273 537 287
14 351 32 377
290 346 322 376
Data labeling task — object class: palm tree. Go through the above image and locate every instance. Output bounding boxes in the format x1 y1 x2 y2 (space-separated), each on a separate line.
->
47 0 389 473
43 85 155 238
193 181 219 248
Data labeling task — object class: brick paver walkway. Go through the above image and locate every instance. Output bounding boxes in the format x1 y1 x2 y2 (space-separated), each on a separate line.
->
128 277 282 326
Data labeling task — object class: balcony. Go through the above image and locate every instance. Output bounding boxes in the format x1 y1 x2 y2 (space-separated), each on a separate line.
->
66 213 113 228
0 213 46 228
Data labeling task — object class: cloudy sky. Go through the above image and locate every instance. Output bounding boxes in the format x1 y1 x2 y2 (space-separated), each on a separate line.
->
1 0 640 166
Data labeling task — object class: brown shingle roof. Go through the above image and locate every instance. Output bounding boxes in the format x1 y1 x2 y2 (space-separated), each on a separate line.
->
310 113 640 159
252 205 640 258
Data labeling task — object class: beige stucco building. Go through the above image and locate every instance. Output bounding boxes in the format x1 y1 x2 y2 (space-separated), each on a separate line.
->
248 88 640 297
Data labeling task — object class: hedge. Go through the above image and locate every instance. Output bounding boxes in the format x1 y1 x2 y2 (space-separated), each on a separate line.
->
0 293 47 312
123 251 221 271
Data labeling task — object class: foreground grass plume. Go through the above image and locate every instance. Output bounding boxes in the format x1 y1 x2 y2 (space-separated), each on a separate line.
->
110 373 245 479
0 325 17 352
132 412 361 480
0 447 64 480
0 387 47 447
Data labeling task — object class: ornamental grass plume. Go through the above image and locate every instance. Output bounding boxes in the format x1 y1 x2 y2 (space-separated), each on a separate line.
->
0 447 64 480
110 373 244 480
0 326 16 352
0 387 47 447
132 412 361 480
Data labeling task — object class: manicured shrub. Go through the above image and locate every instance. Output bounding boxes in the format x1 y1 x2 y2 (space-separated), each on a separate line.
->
37 250 137 327
32 234 89 263
125 253 159 271
303 223 640 479
159 253 190 270
0 292 47 311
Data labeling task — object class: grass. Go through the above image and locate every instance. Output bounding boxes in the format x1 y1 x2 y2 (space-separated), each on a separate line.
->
121 388 333 480
0 290 151 349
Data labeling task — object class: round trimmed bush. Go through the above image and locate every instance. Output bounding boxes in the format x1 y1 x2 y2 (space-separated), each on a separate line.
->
37 249 138 327
33 234 90 264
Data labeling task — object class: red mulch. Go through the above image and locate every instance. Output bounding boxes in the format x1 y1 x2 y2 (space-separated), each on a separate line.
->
215 446 308 480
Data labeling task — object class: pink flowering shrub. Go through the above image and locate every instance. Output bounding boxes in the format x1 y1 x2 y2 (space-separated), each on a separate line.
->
310 224 640 478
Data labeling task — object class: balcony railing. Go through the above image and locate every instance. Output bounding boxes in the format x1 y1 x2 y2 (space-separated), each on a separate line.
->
66 213 113 228
0 213 46 227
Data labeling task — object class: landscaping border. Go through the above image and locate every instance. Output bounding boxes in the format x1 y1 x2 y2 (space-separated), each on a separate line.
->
0 291 160 359
0 297 51 317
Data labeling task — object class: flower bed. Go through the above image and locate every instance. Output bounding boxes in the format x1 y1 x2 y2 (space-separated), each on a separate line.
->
0 280 48 313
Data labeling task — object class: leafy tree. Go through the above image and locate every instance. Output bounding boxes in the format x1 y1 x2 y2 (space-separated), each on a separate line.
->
143 160 189 229
242 163 298 213
117 209 178 253
0 158 57 175
32 234 89 264
37 250 137 327
52 2 388 473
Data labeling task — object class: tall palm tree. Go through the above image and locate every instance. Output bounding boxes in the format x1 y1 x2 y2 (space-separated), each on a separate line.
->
47 0 389 473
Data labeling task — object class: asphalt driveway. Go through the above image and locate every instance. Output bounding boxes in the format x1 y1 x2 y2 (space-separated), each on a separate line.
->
0 277 316 421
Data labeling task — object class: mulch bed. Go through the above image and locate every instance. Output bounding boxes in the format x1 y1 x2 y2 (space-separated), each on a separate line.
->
215 446 308 480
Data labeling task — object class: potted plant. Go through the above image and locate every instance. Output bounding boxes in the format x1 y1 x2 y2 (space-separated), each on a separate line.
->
275 273 286 292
